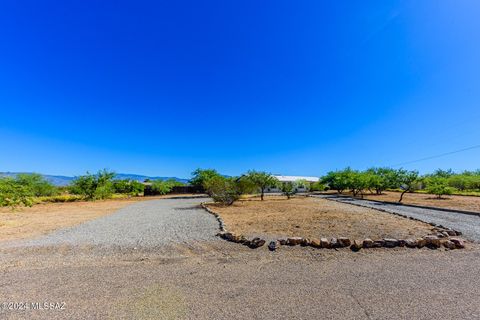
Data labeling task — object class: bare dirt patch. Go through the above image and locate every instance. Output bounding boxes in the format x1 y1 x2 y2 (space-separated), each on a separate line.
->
206 197 433 240
0 194 203 242
358 191 480 213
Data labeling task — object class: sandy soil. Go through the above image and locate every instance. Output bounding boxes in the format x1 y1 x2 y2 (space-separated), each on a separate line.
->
357 191 480 212
207 197 433 240
0 194 203 242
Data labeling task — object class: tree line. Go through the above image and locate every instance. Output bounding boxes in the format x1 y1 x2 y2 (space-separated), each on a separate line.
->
321 168 480 202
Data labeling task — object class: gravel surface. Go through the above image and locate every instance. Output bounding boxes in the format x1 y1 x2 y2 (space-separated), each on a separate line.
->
314 194 480 242
4 197 218 250
1 197 480 319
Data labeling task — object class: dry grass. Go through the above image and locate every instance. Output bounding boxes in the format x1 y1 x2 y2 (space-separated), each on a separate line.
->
207 196 433 240
357 191 480 213
0 194 201 242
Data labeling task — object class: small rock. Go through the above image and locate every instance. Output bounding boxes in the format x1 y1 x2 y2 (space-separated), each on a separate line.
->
446 229 457 236
398 239 406 247
383 238 399 248
424 235 441 249
249 238 266 249
405 239 417 248
278 238 287 245
330 238 339 248
287 237 302 246
416 238 426 248
441 231 450 238
373 240 385 248
442 240 456 249
338 237 351 247
310 238 321 248
455 230 463 236
268 241 279 251
450 238 465 249
320 238 330 248
350 240 363 251
301 238 311 246
362 238 374 248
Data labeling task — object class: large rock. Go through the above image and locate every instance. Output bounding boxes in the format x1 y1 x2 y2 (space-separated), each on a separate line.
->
287 237 302 246
383 238 399 248
350 240 363 251
450 238 465 249
424 235 441 249
310 238 321 248
362 238 374 248
446 229 457 236
397 239 406 247
320 238 330 248
337 237 351 247
373 240 385 248
416 238 426 248
278 238 287 245
268 241 279 251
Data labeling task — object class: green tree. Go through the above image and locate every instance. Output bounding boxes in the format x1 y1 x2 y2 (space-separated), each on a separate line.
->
365 167 398 195
204 176 241 206
426 177 453 199
112 179 145 196
396 169 419 203
243 171 278 200
280 181 297 199
70 170 115 200
190 169 222 190
149 179 183 195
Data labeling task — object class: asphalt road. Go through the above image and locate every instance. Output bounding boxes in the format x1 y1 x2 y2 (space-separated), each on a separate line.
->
1 198 480 319
314 194 480 243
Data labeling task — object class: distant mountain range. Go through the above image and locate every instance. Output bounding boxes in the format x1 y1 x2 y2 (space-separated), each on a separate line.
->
0 172 189 186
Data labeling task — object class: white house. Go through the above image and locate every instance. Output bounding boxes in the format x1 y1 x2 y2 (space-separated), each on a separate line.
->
267 175 320 193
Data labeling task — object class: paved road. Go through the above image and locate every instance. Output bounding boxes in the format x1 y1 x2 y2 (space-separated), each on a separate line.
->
6 197 219 250
314 194 480 242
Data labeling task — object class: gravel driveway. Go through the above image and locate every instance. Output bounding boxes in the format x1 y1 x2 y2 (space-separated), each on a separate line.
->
314 194 480 242
7 197 218 249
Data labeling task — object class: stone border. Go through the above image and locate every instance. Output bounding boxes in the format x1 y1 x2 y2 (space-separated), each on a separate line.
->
201 202 466 251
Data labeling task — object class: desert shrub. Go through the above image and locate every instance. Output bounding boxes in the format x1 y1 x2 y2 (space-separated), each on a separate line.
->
36 194 84 203
113 179 144 195
204 176 240 206
148 179 183 195
309 181 326 192
425 177 454 199
0 178 33 208
69 170 115 200
280 182 297 199
15 173 59 196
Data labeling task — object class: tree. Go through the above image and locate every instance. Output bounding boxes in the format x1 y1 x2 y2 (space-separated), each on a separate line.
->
15 173 58 196
112 179 145 196
190 169 222 190
204 176 241 206
149 179 183 195
426 177 453 199
280 181 297 199
321 170 351 194
243 171 278 200
365 167 398 195
70 170 115 200
0 178 33 208
396 169 419 203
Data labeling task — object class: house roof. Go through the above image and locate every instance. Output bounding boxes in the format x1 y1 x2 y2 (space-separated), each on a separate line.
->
273 175 319 183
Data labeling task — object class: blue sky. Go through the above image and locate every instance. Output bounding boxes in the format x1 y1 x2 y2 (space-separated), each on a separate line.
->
1 0 479 178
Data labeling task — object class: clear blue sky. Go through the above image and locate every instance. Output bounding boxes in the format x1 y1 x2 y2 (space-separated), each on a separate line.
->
1 0 479 178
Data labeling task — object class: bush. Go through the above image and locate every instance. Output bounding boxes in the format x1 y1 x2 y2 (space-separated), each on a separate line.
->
190 169 222 190
309 181 326 192
15 173 59 196
112 179 144 196
204 176 240 206
0 178 33 208
69 170 115 200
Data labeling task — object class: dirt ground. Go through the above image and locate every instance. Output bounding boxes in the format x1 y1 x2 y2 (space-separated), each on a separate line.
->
0 194 202 242
207 196 433 240
357 191 480 212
